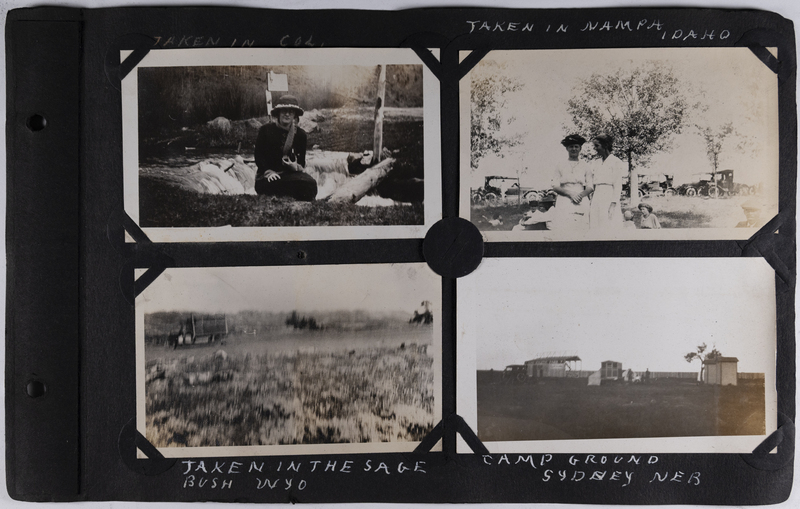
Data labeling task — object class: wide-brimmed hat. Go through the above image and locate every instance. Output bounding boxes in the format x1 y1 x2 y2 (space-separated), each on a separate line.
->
561 134 586 146
638 203 653 213
272 95 304 116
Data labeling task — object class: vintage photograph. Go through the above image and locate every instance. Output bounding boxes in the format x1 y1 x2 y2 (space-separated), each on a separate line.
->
460 48 779 241
135 264 441 457
123 48 441 242
457 258 778 453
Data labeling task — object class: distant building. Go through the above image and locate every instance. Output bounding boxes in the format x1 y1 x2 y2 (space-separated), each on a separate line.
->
600 360 623 379
524 355 582 378
705 357 739 386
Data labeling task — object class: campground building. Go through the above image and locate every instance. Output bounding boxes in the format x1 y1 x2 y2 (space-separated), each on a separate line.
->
524 355 582 378
600 360 623 379
704 357 739 386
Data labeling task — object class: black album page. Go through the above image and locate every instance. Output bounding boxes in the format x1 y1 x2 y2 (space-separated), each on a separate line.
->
3 1 797 506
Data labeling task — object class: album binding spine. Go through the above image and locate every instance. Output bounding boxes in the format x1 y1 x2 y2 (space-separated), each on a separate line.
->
5 11 83 501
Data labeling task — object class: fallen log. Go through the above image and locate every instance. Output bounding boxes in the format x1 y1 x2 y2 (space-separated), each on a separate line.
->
327 158 395 203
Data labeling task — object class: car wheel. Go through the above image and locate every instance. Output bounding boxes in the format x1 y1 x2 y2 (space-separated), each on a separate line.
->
707 186 721 199
664 188 676 197
686 188 697 197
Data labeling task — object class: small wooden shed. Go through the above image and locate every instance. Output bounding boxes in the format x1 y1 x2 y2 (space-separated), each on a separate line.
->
705 357 739 386
600 360 623 379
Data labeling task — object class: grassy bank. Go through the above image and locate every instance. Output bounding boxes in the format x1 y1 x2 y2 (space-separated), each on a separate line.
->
139 178 424 227
471 194 755 231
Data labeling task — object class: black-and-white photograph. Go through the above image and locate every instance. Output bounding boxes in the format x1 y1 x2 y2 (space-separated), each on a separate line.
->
457 258 777 453
123 48 440 242
460 48 779 241
135 264 441 457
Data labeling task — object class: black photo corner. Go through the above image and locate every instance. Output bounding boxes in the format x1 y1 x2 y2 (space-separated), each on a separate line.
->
3 0 799 506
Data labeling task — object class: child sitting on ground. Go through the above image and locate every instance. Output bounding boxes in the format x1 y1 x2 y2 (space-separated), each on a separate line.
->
622 210 636 229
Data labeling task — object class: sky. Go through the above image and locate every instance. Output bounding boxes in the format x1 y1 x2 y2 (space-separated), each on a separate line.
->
460 257 777 374
468 47 779 193
135 264 440 316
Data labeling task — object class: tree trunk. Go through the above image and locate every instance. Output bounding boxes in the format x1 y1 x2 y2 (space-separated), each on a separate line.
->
327 158 395 203
372 64 386 165
628 151 640 207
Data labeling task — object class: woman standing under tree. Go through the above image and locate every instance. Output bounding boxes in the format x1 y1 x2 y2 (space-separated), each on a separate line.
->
589 134 626 231
254 94 318 201
550 134 593 232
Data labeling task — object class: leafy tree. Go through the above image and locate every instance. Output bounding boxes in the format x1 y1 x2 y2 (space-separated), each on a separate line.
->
697 122 736 177
684 343 722 383
695 121 753 194
566 63 693 204
470 63 523 170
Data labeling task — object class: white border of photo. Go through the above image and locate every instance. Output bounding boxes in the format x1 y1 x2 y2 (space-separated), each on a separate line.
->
135 263 443 457
459 48 780 242
122 48 441 242
456 257 778 454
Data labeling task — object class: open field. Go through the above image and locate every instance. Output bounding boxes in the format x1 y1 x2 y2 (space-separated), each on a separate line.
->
476 373 765 442
145 328 435 448
471 194 762 231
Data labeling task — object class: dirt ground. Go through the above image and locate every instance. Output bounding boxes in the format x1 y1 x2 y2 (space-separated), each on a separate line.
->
476 375 765 442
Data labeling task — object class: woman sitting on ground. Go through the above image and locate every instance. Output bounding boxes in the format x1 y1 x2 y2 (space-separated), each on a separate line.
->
638 203 661 229
254 94 318 201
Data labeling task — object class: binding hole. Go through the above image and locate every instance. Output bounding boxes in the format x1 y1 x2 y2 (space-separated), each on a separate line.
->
26 379 46 398
26 114 47 132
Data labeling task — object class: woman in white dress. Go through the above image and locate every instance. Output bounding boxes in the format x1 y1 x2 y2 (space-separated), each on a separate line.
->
550 134 593 232
590 134 627 231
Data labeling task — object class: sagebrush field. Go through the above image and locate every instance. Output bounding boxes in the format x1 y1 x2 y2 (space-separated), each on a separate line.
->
145 330 435 448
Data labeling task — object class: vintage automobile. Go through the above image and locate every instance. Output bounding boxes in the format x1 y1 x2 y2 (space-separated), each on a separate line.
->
622 173 677 198
502 364 529 384
169 313 228 348
471 176 521 204
676 169 754 198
